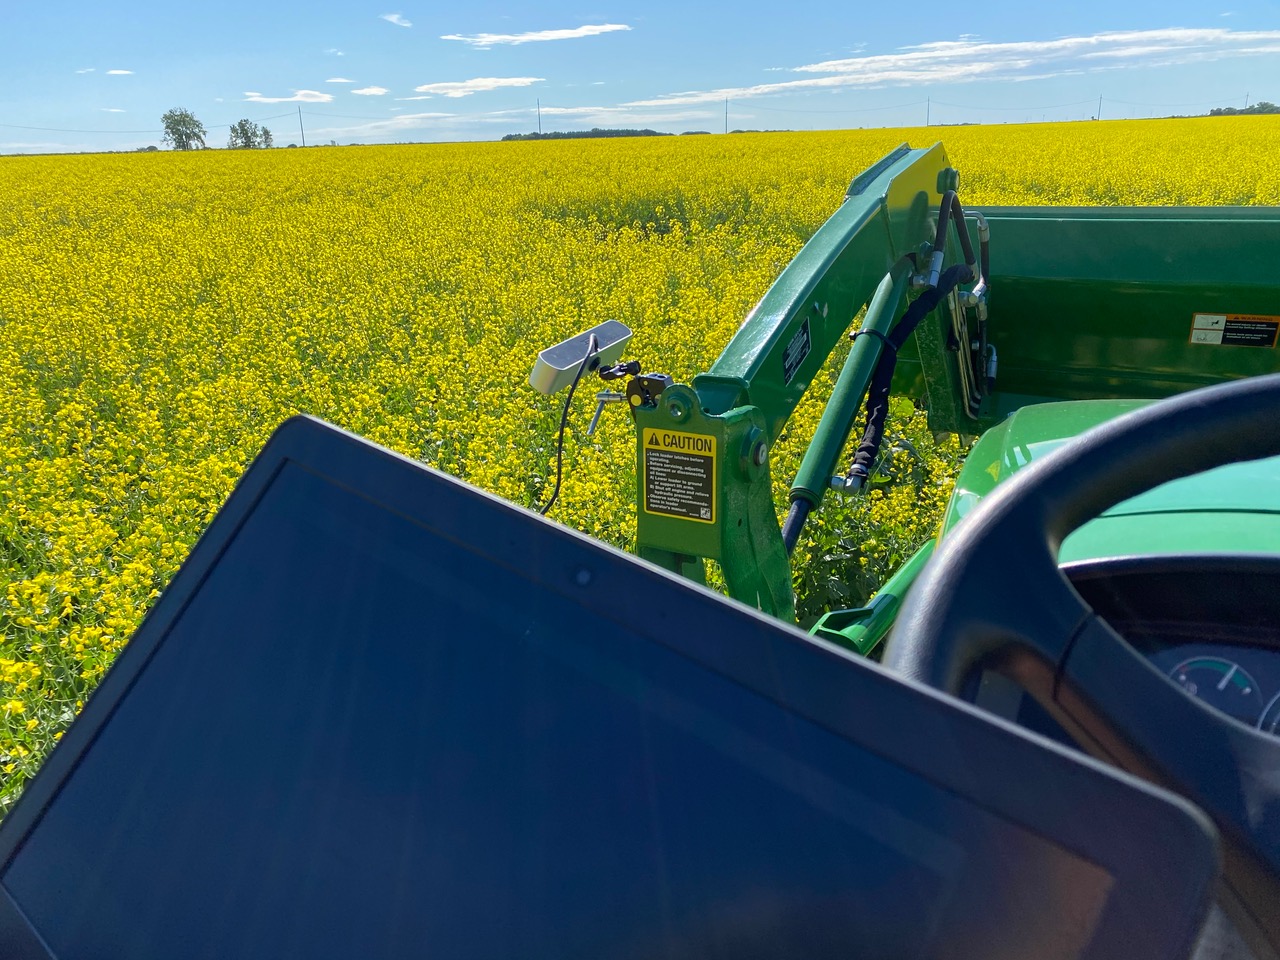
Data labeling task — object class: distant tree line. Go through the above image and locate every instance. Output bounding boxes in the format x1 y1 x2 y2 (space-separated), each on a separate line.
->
1209 102 1278 116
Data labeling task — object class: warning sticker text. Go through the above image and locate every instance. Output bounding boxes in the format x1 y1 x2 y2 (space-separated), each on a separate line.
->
643 428 716 523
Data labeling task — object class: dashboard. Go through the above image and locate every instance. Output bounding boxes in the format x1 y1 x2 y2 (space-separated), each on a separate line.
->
1065 554 1280 737
1141 640 1280 734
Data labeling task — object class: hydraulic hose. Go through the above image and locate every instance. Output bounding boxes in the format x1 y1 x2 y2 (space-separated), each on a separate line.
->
926 191 978 288
782 261 913 554
848 263 974 481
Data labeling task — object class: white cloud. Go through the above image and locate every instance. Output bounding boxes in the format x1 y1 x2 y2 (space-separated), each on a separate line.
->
106 69 133 75
381 13 412 28
101 108 125 113
395 95 433 100
244 89 334 103
325 48 345 56
413 76 543 97
327 77 355 83
308 111 454 139
626 27 1280 106
441 23 629 48
353 86 389 96
75 67 95 74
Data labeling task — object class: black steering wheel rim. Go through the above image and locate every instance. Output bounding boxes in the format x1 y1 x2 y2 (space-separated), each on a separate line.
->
885 373 1280 694
882 372 1280 954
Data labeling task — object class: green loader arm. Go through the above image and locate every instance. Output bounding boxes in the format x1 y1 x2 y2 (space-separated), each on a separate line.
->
633 142 1280 628
632 144 965 618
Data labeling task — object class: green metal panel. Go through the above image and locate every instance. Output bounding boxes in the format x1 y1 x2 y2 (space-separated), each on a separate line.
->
1060 512 1280 563
809 538 935 655
896 206 1280 434
942 398 1280 562
940 399 1153 536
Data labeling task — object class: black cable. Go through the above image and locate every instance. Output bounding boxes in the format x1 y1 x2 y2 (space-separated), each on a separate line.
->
849 263 973 481
538 334 598 516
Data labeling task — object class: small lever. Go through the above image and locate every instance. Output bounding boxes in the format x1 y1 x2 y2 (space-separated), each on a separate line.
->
599 360 641 381
587 390 626 436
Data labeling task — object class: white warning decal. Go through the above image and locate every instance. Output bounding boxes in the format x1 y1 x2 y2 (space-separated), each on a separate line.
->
1190 313 1280 348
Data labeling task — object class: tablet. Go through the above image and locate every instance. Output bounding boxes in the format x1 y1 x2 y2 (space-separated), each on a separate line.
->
0 416 1216 960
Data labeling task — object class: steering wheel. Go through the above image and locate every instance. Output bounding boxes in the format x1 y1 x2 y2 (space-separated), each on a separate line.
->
882 372 1280 957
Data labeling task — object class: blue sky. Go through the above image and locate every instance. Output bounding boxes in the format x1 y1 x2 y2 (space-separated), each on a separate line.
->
2 1 1278 153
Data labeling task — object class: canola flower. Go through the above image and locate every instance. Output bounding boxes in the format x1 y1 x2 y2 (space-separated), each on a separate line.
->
1 116 1277 813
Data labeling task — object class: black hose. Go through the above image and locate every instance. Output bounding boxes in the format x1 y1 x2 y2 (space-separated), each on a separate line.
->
933 191 978 274
782 500 811 555
538 333 598 516
849 264 974 480
848 193 988 482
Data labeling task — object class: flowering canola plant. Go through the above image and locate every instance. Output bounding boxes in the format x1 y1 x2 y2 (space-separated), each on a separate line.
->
1 116 1277 812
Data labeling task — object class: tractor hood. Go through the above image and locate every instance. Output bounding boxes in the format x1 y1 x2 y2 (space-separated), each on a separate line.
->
940 399 1280 562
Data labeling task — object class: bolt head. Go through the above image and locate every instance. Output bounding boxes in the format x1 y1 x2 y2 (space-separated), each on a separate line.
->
752 442 767 466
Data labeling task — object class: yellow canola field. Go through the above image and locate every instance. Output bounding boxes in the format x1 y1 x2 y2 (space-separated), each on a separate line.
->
1 115 1277 812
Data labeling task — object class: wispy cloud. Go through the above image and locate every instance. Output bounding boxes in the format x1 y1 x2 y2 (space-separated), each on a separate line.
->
75 67 95 74
309 111 454 139
244 89 334 103
106 69 133 75
327 77 355 83
101 108 125 113
626 27 1280 106
325 48 345 56
353 86 389 96
3 141 81 152
381 13 412 28
441 23 629 48
413 76 543 98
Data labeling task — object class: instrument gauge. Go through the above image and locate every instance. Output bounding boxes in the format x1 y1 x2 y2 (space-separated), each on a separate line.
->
1258 694 1280 735
1167 657 1264 726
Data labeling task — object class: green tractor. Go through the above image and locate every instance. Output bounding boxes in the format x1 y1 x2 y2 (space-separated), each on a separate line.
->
1 144 1278 958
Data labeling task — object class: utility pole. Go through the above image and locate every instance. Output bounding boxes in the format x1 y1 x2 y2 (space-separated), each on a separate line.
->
298 106 306 147
537 98 541 135
1097 94 1103 121
1245 92 1251 108
926 97 930 127
724 98 728 134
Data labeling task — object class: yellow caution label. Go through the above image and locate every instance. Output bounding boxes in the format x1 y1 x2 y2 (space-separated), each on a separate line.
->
642 428 717 523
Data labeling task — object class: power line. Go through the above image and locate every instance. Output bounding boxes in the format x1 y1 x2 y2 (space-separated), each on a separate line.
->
929 98 1096 111
743 99 928 115
0 110 298 136
1103 95 1248 108
299 109 440 121
0 123 163 134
